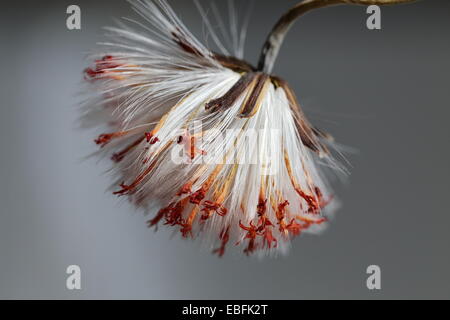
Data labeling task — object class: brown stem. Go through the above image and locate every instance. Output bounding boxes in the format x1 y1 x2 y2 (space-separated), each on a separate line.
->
257 0 416 73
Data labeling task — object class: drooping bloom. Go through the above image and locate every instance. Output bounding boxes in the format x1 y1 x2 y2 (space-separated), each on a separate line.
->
82 0 412 256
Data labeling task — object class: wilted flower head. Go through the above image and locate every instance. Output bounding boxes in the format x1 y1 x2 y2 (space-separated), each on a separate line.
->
82 0 414 256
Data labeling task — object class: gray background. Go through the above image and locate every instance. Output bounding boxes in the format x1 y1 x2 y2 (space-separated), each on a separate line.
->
0 0 449 299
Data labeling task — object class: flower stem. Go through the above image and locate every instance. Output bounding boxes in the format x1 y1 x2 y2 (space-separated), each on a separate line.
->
257 0 416 73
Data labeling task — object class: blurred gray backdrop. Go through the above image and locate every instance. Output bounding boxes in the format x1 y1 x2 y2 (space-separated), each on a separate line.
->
0 0 449 299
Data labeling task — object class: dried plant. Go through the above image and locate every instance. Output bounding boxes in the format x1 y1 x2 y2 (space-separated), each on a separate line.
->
82 0 415 256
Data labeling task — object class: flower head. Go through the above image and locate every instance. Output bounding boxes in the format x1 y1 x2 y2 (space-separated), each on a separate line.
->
82 0 413 256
